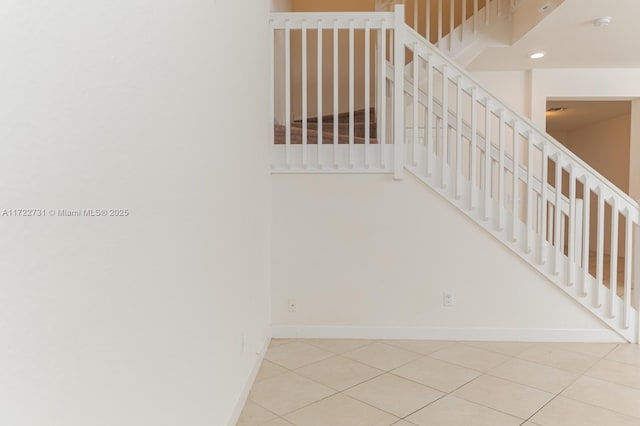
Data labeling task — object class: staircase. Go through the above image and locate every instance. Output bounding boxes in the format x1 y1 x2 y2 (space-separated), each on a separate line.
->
377 0 550 66
269 5 640 342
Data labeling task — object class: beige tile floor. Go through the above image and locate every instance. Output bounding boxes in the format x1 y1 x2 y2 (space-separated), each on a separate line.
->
237 339 640 426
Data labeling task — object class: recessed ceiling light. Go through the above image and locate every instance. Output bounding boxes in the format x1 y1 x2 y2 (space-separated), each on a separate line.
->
546 107 568 113
530 51 546 59
594 16 612 27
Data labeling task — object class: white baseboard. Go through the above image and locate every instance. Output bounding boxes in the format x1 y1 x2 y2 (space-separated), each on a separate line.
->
227 336 271 426
272 325 625 343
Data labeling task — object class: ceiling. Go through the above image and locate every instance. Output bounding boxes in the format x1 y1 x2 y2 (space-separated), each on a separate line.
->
545 100 630 133
468 0 640 71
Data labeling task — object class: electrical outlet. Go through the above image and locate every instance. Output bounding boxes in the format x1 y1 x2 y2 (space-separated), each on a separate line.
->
241 334 246 353
288 299 297 312
443 292 454 307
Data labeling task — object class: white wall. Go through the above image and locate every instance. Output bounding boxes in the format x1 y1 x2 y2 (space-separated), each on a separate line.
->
0 2 271 426
472 70 531 119
271 174 616 341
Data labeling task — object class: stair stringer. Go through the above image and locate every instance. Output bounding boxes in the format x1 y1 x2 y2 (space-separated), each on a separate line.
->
404 158 639 343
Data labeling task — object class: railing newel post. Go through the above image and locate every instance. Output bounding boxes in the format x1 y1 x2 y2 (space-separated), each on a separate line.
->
393 4 405 180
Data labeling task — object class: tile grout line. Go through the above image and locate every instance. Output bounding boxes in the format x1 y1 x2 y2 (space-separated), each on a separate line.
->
559 393 640 422
520 358 594 425
252 339 640 425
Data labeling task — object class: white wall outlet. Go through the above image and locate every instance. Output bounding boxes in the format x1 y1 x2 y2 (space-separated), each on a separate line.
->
241 334 246 353
288 299 297 312
443 292 454 307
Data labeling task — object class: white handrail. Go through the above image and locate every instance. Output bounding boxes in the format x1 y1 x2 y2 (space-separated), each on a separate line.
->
402 24 640 218
270 12 394 28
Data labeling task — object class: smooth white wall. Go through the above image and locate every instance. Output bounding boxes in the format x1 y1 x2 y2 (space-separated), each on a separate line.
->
272 174 615 341
472 70 532 119
0 1 271 425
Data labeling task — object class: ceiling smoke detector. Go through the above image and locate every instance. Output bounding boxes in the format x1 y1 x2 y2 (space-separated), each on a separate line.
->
594 16 612 27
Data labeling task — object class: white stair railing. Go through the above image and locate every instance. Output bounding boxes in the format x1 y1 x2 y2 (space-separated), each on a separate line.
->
400 14 640 342
269 5 640 342
377 0 516 59
270 11 399 172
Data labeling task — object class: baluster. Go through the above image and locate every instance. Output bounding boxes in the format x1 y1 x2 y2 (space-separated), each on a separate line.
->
269 20 275 151
539 143 548 264
548 193 555 243
474 0 478 33
379 21 387 168
486 0 490 25
461 0 467 41
511 121 519 242
426 54 434 177
268 22 276 163
581 177 591 297
596 188 605 308
284 20 291 167
623 212 633 328
414 0 419 31
568 165 576 285
426 0 431 42
317 19 323 167
348 21 355 167
561 209 566 258
441 65 449 188
393 5 405 180
497 110 505 232
413 44 419 166
438 0 443 45
483 99 492 221
390 24 394 66
526 132 533 252
436 115 442 173
609 199 619 318
364 20 371 168
333 19 339 167
449 0 454 50
470 88 478 210
302 20 308 167
553 154 562 275
498 0 502 16
455 76 463 199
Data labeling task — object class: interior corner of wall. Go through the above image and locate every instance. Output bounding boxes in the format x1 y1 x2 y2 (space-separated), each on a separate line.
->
529 69 546 130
